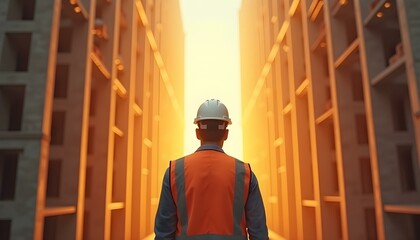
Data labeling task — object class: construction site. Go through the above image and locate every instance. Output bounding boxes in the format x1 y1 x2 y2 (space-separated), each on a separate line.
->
0 0 419 239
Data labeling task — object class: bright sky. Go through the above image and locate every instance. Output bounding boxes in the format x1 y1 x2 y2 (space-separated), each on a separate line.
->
180 0 243 159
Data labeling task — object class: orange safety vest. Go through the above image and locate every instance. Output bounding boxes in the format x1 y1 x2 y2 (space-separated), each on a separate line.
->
170 150 251 240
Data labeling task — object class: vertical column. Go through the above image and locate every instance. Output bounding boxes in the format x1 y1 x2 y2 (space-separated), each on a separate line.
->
299 0 327 239
285 1 309 238
265 0 282 232
131 7 146 239
139 19 152 240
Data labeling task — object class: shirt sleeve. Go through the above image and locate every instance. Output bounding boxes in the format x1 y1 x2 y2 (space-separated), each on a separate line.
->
245 171 269 240
154 167 177 240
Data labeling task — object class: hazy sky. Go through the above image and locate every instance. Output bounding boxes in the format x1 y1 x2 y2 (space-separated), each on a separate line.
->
180 0 243 159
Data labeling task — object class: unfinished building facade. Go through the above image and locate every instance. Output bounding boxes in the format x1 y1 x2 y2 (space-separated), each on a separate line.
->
240 0 420 239
0 0 184 239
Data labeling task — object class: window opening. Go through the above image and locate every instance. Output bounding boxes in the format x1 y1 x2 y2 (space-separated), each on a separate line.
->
360 157 373 194
50 111 66 145
397 145 416 192
0 150 20 200
7 0 35 20
355 114 369 145
46 159 62 198
0 219 11 240
54 65 69 98
0 33 32 72
0 85 25 131
58 27 73 53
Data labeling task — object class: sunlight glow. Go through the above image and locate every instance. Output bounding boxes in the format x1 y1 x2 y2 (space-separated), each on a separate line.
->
180 0 243 159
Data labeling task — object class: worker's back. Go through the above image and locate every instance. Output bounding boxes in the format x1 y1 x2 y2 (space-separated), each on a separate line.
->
170 148 250 238
154 99 268 240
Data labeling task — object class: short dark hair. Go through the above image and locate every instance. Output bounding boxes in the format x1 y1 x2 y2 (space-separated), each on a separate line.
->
197 120 227 142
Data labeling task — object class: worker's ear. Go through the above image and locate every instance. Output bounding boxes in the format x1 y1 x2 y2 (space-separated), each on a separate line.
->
195 128 201 140
223 129 229 141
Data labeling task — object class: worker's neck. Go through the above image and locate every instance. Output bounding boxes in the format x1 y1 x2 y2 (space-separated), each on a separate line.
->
200 141 224 148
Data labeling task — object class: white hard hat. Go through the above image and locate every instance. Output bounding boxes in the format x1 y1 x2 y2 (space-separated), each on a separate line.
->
194 99 232 125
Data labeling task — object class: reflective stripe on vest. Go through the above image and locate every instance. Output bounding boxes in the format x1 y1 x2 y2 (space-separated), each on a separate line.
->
170 154 251 238
175 157 188 235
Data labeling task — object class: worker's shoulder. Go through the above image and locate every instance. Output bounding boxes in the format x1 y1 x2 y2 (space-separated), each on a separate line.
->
227 155 250 165
232 157 245 163
170 154 193 163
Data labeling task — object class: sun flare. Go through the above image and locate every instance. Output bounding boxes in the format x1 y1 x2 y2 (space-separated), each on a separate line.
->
180 0 243 159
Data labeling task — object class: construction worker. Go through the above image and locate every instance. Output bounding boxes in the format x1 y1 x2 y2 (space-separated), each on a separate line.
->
154 99 268 240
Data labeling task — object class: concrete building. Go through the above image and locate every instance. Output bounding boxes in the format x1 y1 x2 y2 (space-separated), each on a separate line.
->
0 0 184 239
240 0 420 239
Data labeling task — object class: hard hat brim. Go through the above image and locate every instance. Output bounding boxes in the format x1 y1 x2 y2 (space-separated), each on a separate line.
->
193 117 232 125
